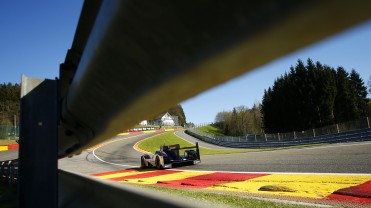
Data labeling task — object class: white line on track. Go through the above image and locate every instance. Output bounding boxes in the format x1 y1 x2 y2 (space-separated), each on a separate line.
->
92 133 371 175
173 131 208 146
92 134 143 168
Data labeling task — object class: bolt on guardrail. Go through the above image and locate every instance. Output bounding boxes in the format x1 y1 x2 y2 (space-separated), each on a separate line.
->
0 159 18 186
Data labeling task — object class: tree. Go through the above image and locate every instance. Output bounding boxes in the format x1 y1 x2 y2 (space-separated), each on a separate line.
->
349 70 368 117
214 111 232 135
261 59 368 133
214 104 262 136
153 104 187 126
334 67 358 122
0 83 20 126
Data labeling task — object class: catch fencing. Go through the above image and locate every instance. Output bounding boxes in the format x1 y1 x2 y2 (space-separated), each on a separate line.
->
0 159 18 186
186 117 371 148
0 125 19 140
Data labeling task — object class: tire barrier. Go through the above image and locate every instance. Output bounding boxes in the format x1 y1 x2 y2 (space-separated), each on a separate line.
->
0 159 18 186
185 128 371 148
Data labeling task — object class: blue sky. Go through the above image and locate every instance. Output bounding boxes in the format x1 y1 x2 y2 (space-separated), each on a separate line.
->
1 1 370 125
182 21 371 124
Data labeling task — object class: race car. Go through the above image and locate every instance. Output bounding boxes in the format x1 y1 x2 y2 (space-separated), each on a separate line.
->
140 142 200 169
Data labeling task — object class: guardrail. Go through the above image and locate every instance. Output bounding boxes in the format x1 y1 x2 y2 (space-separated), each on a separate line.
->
17 0 371 207
185 128 371 148
0 159 18 186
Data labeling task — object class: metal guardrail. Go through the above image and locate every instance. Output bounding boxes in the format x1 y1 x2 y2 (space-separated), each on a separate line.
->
18 0 371 207
185 128 371 148
58 170 209 208
0 159 18 186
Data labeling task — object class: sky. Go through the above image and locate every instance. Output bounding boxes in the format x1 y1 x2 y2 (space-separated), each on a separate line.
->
1 1 370 125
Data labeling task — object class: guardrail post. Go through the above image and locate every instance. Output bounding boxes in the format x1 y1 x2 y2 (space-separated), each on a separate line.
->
8 161 13 185
18 75 58 207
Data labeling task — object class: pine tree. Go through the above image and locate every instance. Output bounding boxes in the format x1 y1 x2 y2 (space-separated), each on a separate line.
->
261 59 367 133
334 67 358 122
349 70 368 117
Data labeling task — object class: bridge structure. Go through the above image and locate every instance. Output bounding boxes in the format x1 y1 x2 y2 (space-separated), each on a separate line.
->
16 1 371 207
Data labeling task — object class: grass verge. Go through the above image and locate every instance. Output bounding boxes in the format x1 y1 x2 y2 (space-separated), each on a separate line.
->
138 132 254 155
0 140 18 145
131 184 315 208
138 131 326 155
197 125 224 135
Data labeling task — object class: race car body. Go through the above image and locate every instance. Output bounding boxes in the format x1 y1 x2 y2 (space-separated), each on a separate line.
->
140 142 200 169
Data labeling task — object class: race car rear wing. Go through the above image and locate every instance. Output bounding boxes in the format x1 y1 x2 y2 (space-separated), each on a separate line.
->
162 142 200 160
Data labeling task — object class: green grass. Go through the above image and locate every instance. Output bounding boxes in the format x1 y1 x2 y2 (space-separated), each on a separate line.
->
0 140 18 145
138 131 327 155
132 185 315 208
139 132 255 155
197 125 224 135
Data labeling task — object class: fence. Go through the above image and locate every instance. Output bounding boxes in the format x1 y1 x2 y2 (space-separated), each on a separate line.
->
187 117 371 147
0 125 19 140
0 159 18 186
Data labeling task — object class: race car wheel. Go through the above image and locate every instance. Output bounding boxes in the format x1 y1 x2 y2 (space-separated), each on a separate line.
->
155 157 163 169
140 157 145 168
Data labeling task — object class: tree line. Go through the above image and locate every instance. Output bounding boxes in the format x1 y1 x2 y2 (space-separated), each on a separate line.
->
0 82 188 128
214 104 262 136
0 83 20 125
213 59 370 136
148 104 187 126
261 59 369 133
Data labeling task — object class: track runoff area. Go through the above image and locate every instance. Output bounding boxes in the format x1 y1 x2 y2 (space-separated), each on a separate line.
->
90 130 371 207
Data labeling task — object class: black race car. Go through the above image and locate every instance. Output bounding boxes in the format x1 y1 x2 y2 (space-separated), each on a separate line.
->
140 142 200 169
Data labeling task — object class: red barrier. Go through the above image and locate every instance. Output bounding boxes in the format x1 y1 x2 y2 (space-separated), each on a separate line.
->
7 144 19 150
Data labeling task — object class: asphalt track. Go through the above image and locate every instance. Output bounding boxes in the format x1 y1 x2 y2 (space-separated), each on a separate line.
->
4 130 371 174
87 131 371 206
5 130 371 206
92 130 371 174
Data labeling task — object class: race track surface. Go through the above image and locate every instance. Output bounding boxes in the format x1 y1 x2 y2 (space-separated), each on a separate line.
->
56 130 371 206
86 130 371 174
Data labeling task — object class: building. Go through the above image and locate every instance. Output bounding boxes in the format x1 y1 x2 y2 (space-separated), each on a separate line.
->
155 112 177 126
139 120 148 126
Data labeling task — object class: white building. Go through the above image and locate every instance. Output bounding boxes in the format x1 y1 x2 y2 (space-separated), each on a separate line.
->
139 120 148 126
155 112 176 126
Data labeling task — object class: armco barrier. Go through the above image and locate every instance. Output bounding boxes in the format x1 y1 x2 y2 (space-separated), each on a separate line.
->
185 128 371 148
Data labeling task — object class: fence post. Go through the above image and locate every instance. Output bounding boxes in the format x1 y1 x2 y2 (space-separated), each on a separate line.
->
312 128 316 137
336 123 340 133
367 117 370 128
278 132 280 141
293 131 296 139
254 134 257 142
265 134 267 141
